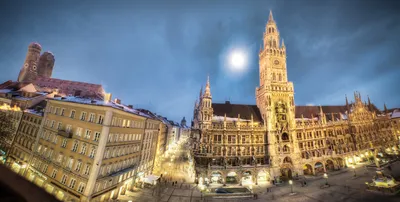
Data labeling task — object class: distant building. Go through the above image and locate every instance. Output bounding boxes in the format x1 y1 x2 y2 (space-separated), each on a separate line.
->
191 11 399 186
13 42 104 99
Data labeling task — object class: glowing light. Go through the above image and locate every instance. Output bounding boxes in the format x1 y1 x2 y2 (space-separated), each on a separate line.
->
0 103 21 111
227 49 248 73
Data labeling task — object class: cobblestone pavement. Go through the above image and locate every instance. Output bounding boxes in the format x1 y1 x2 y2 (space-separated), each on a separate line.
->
119 139 400 202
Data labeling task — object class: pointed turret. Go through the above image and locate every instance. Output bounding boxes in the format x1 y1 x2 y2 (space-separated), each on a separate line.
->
199 86 203 99
204 75 212 98
281 38 285 49
269 10 274 22
368 95 371 105
345 94 350 111
384 103 388 114
319 105 326 124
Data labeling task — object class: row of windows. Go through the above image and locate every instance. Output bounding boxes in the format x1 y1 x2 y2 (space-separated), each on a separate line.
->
95 169 135 193
32 158 86 193
48 106 104 125
44 120 101 142
99 157 139 177
22 115 41 125
107 133 142 143
104 144 140 159
20 122 38 137
111 117 144 128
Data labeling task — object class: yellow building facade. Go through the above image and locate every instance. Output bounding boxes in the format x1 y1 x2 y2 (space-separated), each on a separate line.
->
7 95 161 201
192 11 399 186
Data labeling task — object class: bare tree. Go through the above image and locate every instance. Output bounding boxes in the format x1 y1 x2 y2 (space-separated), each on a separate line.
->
0 111 17 155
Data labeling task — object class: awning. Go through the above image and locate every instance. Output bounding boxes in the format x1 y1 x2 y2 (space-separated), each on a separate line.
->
143 175 160 184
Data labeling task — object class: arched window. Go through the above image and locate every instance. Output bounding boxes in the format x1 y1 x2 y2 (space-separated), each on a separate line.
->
273 40 276 48
283 145 290 153
272 73 276 81
282 133 289 141
272 28 275 33
279 74 282 81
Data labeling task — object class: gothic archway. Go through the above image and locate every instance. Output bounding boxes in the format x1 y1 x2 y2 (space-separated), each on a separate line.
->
226 172 238 184
283 156 292 164
282 133 289 141
326 160 335 172
303 164 313 175
210 171 223 184
314 162 324 174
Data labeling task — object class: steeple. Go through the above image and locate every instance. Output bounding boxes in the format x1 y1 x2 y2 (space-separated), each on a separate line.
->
269 10 274 22
345 94 350 112
384 103 388 114
204 75 212 98
199 86 203 99
367 95 372 111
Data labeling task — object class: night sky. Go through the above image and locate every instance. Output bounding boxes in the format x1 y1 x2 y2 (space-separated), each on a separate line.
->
0 0 399 122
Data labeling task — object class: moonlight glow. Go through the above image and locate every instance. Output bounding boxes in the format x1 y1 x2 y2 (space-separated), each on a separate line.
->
228 50 247 72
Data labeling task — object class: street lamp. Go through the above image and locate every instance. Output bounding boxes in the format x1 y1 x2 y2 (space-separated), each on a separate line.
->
352 165 356 177
323 173 328 185
289 180 293 194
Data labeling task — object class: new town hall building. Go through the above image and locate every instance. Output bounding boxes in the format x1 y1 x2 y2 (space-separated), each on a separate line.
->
191 11 400 186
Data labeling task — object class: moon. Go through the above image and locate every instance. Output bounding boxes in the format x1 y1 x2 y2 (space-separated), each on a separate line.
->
228 50 247 72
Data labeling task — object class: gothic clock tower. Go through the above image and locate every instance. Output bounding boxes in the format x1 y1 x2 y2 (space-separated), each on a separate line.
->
256 11 303 178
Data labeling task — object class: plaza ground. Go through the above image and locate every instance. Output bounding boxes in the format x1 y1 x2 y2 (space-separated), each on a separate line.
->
118 140 400 202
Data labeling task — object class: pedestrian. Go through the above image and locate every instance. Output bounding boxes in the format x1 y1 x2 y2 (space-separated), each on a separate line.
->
272 180 275 185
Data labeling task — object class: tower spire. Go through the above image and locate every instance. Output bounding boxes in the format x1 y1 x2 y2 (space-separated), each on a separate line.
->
204 75 212 98
345 94 350 111
199 86 203 99
269 10 274 22
384 103 388 114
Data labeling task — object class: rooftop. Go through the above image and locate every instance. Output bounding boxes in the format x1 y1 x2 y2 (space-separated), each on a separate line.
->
50 96 155 119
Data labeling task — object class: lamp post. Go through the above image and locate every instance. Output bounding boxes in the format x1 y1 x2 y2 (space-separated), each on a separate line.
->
323 173 328 185
352 165 356 177
289 180 293 194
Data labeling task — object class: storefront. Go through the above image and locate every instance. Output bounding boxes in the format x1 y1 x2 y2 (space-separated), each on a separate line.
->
241 171 253 185
226 172 238 184
257 171 269 183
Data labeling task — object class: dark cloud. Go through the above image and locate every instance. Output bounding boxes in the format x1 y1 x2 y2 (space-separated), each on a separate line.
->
0 0 399 122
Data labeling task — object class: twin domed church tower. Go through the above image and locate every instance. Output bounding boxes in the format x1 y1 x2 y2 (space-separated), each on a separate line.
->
17 42 55 83
192 11 396 184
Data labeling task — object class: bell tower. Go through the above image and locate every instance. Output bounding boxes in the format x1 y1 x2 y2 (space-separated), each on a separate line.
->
256 11 302 178
18 42 42 82
199 76 213 129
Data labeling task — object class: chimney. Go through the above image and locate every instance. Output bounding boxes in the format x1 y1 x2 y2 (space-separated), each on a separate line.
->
104 93 112 103
114 98 121 104
127 105 133 109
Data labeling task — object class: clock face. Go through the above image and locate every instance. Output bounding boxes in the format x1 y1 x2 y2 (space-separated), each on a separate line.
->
24 63 29 68
32 65 37 70
274 60 280 65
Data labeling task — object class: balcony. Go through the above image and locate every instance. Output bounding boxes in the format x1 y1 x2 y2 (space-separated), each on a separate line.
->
57 130 73 138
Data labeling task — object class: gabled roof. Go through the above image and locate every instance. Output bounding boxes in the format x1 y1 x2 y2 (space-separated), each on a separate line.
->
212 101 263 122
34 77 104 99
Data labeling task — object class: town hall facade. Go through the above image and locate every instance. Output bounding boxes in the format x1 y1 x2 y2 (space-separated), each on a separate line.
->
191 11 399 186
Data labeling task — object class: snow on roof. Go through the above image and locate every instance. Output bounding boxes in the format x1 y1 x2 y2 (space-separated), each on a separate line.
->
24 109 43 116
50 96 155 119
0 89 11 94
212 115 251 122
391 109 400 119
